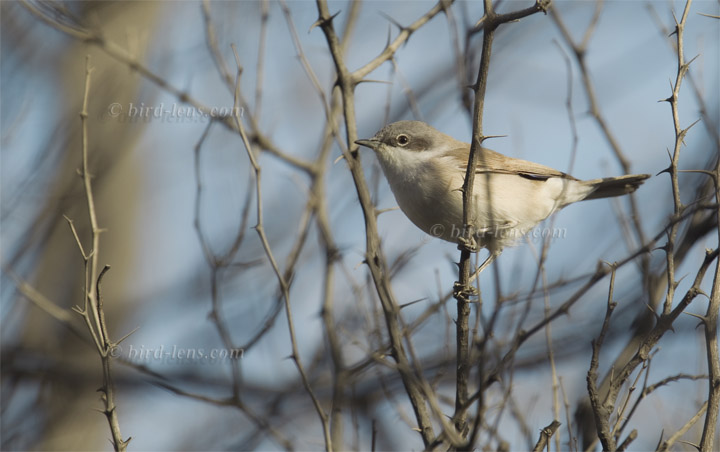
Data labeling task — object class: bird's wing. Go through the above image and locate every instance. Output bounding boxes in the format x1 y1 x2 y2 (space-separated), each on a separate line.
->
447 146 577 181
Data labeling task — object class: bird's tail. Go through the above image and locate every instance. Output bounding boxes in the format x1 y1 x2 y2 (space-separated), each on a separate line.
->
582 174 651 200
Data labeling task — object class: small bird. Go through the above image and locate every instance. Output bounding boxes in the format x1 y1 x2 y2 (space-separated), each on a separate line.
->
356 121 649 261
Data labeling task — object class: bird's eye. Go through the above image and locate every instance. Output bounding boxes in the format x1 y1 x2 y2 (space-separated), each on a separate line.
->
396 134 409 146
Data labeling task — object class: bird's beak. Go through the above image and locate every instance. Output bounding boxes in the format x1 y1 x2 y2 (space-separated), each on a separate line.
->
355 138 380 151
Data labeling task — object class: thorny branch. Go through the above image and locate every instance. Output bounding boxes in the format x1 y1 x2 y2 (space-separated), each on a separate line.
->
67 56 130 451
453 1 551 445
586 264 618 451
314 0 449 447
228 47 333 451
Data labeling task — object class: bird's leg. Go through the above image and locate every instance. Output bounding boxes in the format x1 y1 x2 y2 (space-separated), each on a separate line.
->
454 251 500 299
469 250 500 284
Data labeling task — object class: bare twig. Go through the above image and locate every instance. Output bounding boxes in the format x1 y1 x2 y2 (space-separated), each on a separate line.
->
611 359 649 438
151 379 294 450
700 106 720 452
6 269 74 325
69 55 130 452
191 120 249 401
452 1 551 444
559 377 577 451
352 1 452 81
201 0 234 92
21 0 315 175
314 0 438 445
532 420 562 452
254 0 269 121
661 0 696 315
451 204 715 423
658 401 708 452
228 46 332 451
616 429 637 452
653 2 720 448
647 3 720 151
550 0 649 281
598 247 718 451
618 373 708 438
586 264 618 451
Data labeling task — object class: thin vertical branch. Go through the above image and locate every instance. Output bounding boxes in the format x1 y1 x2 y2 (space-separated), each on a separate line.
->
550 1 649 278
201 0 234 92
80 63 102 348
647 4 720 152
72 55 130 452
229 46 332 451
543 274 561 452
699 135 720 452
587 264 618 452
315 0 442 446
282 3 364 446
254 0 269 121
662 0 696 315
611 359 649 438
453 0 551 444
559 377 577 451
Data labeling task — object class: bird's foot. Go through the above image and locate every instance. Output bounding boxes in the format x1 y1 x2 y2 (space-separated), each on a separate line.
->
457 235 479 253
453 281 478 300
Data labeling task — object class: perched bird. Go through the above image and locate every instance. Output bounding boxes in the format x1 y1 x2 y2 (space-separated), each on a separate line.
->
356 120 649 263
